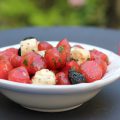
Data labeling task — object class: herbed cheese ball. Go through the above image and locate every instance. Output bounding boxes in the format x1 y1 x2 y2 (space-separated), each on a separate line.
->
32 69 56 85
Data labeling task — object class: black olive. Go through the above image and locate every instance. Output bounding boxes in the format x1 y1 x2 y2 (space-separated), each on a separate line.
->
23 37 36 40
68 69 86 84
18 48 21 56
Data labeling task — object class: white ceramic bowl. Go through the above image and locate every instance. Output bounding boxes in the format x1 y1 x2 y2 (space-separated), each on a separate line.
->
0 41 120 112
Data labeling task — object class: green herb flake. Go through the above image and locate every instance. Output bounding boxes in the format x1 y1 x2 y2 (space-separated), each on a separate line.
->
87 58 90 61
59 59 62 63
57 46 64 53
52 58 56 66
23 59 28 66
70 57 78 62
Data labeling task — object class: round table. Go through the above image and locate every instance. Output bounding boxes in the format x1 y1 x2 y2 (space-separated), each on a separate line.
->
0 27 120 120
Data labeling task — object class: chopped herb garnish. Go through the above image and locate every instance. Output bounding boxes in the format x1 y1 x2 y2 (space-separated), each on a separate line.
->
87 58 90 61
59 59 62 63
70 57 78 62
57 46 64 53
23 59 28 66
32 50 35 52
52 58 56 66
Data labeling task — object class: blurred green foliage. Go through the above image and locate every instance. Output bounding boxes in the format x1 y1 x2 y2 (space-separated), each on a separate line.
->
0 0 112 29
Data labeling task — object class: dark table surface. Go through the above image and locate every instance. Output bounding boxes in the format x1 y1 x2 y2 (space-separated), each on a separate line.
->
0 27 120 120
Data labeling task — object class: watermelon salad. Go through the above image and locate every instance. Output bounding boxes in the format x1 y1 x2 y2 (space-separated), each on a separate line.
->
0 37 109 85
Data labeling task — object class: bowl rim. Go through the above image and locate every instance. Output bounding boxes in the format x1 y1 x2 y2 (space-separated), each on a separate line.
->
0 41 120 94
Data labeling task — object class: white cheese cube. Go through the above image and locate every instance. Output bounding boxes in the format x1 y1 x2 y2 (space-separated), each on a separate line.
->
32 69 56 85
70 47 90 65
20 38 38 56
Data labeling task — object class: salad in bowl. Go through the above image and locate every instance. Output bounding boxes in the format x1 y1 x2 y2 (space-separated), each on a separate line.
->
0 37 109 85
0 37 120 112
